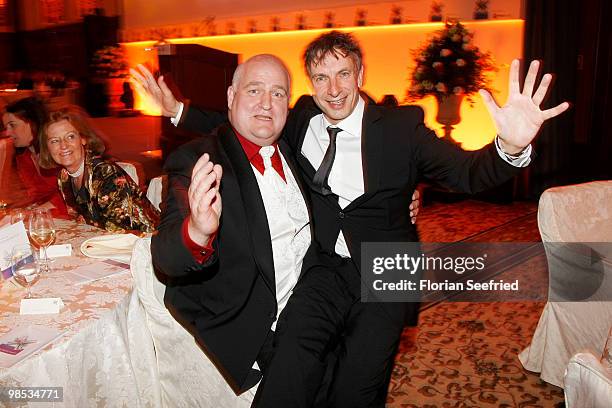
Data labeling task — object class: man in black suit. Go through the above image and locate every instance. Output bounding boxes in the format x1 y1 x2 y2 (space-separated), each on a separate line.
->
289 33 566 408
136 31 568 407
150 54 359 406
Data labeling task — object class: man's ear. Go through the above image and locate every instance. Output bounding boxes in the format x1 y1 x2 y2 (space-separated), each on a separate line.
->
357 65 364 88
227 86 235 110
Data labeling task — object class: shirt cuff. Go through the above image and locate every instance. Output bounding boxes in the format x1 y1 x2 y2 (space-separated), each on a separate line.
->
170 102 185 127
495 136 532 167
181 217 215 264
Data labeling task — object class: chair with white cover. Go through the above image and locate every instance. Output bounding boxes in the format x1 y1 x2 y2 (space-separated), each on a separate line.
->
564 351 612 408
130 237 255 407
146 176 165 211
117 161 139 185
519 180 612 388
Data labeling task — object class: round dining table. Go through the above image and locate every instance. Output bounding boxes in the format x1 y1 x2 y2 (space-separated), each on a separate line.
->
0 217 159 407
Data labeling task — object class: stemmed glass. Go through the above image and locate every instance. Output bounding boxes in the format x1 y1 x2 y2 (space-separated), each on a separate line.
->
28 209 56 273
10 209 29 225
11 244 41 299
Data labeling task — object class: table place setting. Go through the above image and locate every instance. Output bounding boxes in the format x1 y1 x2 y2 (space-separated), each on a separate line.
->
59 259 130 286
1 211 63 310
1 208 139 301
0 220 31 280
19 298 65 315
0 206 160 407
0 207 137 344
0 325 64 369
80 233 140 264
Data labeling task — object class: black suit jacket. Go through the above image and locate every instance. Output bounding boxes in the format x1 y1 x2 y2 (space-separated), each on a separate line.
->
285 95 524 262
288 96 527 326
178 96 525 326
151 123 324 393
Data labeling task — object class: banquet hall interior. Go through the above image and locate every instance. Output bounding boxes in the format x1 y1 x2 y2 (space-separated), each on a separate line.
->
0 0 610 407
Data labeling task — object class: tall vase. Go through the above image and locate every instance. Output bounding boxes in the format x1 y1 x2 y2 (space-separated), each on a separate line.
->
436 94 464 143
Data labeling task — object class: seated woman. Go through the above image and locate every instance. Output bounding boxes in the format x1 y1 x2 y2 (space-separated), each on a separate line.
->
38 106 159 233
2 97 68 214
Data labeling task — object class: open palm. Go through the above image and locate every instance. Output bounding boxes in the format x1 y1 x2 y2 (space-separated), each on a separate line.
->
187 154 223 245
479 59 570 154
130 64 181 117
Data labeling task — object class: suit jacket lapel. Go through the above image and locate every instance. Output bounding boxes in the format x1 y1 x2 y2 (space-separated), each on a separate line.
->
343 104 383 211
361 105 383 194
295 119 317 183
278 139 314 229
218 125 276 295
288 96 320 183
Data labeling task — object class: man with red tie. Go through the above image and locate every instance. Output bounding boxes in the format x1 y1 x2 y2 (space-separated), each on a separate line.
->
151 54 361 407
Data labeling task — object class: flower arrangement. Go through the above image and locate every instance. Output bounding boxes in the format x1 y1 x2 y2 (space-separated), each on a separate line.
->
407 22 496 104
91 45 128 79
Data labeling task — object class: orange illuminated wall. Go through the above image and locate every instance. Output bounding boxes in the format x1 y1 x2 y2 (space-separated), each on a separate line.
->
123 19 523 150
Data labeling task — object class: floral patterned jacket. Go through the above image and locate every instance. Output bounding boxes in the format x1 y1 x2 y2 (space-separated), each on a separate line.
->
57 153 159 233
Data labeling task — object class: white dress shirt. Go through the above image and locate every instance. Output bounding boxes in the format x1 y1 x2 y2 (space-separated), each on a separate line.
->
301 97 366 257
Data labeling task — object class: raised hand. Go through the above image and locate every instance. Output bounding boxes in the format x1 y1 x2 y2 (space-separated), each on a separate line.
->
187 153 223 246
479 59 570 154
130 64 181 117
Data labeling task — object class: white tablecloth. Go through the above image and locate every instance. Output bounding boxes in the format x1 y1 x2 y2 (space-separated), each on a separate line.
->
0 219 159 407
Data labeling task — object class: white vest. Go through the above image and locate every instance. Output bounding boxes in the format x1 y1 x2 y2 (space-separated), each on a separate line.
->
252 147 310 330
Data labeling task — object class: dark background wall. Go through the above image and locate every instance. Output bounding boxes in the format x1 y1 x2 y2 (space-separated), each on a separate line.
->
523 0 612 196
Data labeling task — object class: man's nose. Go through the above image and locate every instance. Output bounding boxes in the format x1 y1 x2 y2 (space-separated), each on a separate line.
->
261 92 272 110
328 79 340 97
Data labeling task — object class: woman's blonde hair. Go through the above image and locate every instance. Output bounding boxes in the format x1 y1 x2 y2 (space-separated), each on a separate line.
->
39 105 106 169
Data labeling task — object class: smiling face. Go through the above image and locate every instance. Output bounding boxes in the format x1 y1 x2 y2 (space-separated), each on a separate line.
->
227 56 290 146
2 113 34 148
46 119 86 173
308 51 363 124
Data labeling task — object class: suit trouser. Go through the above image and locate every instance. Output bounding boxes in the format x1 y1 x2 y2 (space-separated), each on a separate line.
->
252 256 408 408
326 301 407 408
252 257 358 408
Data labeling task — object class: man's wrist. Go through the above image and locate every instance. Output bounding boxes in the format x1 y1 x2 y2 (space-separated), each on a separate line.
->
187 218 211 247
494 136 531 167
497 136 525 156
182 218 216 263
170 102 185 126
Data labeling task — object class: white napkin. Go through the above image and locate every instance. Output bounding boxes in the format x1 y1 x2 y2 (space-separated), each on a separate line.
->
80 234 139 264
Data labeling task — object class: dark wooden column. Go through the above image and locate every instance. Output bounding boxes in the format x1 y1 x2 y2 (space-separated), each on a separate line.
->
157 43 238 160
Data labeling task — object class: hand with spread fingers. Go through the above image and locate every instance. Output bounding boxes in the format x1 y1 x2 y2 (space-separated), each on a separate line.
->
187 153 223 246
479 59 570 155
129 64 181 117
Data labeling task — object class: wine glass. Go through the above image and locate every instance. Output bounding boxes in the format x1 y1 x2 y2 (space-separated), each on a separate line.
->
1 249 11 290
28 209 56 273
10 209 29 225
11 244 41 299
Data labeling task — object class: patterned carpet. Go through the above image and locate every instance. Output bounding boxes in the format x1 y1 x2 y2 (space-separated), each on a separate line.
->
387 200 565 408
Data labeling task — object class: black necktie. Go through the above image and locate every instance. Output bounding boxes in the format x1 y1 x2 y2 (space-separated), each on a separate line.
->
313 126 342 195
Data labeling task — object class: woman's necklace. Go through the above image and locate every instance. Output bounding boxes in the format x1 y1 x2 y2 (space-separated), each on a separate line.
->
68 160 85 178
